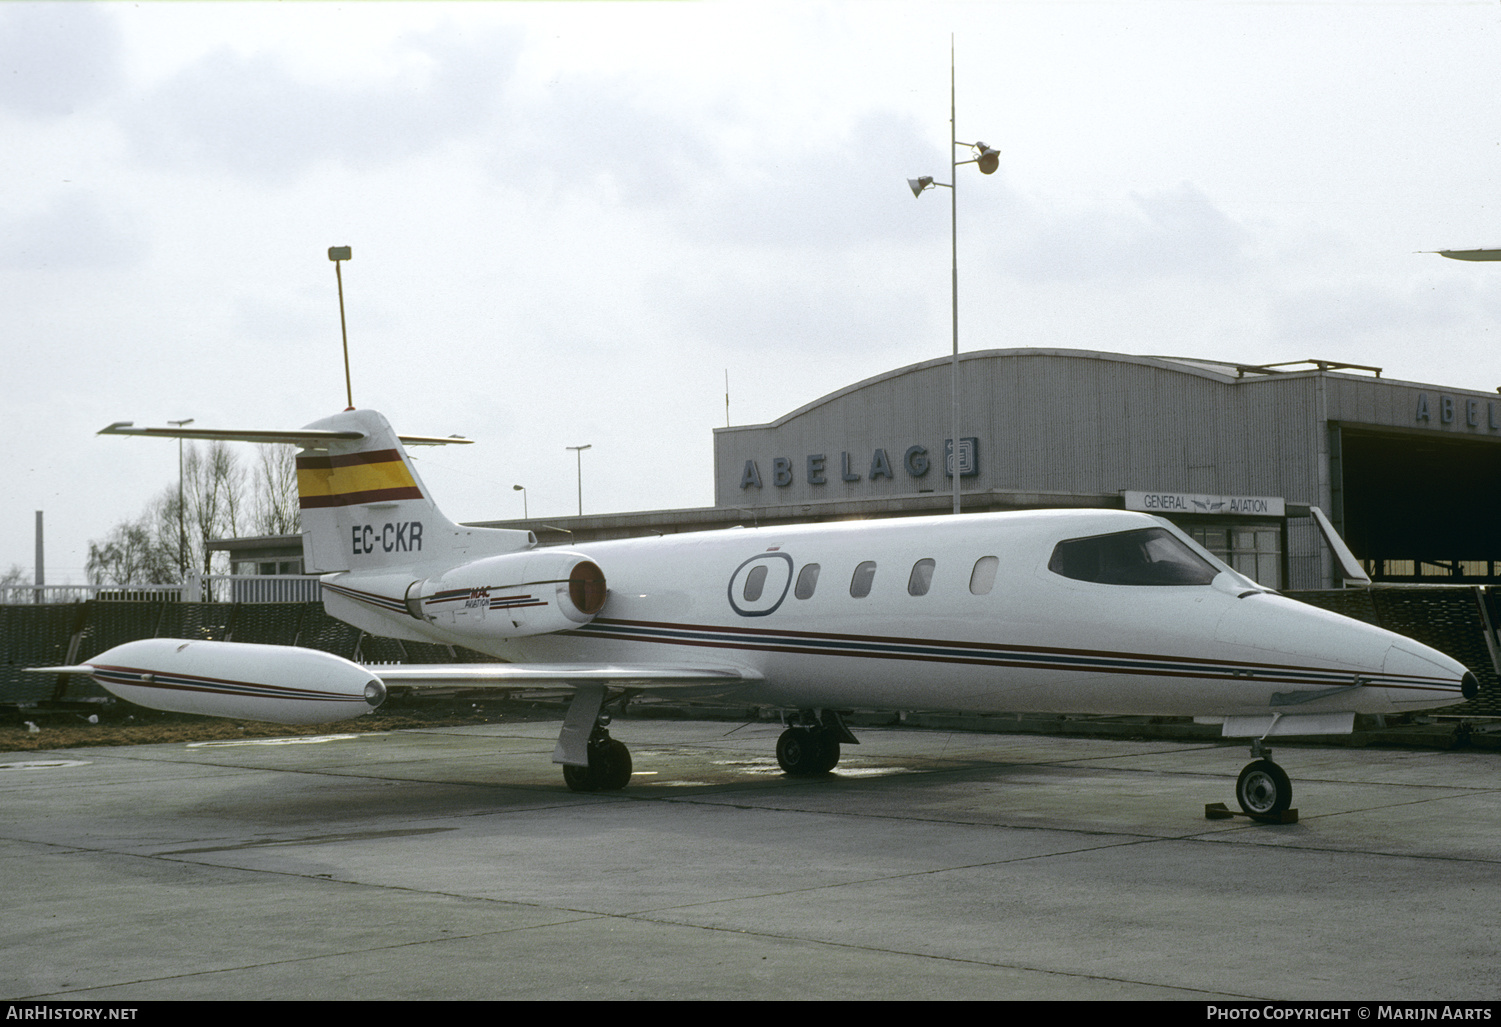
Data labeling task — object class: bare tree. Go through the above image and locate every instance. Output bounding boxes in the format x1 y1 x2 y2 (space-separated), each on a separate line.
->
183 442 244 575
1 563 30 601
87 441 305 585
88 441 249 583
250 445 300 537
86 517 178 586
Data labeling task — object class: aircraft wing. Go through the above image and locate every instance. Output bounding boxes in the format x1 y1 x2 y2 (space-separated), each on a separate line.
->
369 662 762 698
99 422 472 447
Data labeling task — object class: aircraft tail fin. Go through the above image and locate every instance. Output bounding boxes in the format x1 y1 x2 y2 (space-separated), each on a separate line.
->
101 409 534 574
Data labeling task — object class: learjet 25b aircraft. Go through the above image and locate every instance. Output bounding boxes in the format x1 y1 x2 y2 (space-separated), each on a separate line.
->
39 408 1478 817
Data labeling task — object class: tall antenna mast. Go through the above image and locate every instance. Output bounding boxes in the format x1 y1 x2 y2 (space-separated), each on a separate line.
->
329 246 354 410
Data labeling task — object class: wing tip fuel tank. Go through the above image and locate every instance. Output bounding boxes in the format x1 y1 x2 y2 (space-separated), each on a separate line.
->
40 638 386 725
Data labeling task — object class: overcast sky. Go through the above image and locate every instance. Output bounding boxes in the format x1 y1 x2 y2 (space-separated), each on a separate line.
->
5 1 1501 583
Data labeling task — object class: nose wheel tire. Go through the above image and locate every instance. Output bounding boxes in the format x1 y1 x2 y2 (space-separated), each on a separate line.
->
1236 759 1292 816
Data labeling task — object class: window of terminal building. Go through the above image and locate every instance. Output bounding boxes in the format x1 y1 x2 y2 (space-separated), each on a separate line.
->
1185 525 1282 590
234 558 305 576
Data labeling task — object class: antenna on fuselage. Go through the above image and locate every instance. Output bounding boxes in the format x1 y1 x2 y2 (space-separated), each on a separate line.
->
329 246 354 410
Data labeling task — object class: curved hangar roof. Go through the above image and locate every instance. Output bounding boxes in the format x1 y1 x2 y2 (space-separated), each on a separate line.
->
712 348 1501 512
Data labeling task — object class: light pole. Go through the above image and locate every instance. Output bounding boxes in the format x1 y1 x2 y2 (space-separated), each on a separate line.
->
908 39 999 516
566 445 592 516
513 484 528 519
329 246 354 410
168 418 194 577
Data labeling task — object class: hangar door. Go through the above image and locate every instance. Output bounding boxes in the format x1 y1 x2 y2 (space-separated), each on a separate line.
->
1336 427 1501 583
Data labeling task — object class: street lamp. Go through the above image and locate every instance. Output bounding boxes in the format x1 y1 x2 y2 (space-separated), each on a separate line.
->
566 445 592 516
513 484 528 519
168 418 194 577
908 40 998 516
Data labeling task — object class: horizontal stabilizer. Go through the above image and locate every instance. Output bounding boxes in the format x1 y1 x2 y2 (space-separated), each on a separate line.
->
99 422 472 448
1437 249 1501 261
370 662 762 698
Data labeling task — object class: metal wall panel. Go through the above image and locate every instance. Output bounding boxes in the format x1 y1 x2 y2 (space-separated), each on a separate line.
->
717 350 1335 509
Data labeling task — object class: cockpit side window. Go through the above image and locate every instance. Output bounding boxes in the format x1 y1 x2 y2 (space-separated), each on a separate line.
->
1048 527 1219 586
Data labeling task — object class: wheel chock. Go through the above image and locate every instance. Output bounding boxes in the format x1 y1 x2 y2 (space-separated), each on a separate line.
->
1204 802 1298 824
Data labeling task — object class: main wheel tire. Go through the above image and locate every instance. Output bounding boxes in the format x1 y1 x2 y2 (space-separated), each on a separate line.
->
777 728 833 776
598 739 633 791
562 739 633 792
814 735 840 773
1236 759 1292 816
563 761 600 793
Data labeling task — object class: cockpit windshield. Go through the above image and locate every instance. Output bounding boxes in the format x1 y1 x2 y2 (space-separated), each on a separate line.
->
1048 527 1220 586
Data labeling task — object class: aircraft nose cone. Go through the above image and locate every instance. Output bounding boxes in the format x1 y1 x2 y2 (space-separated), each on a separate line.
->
1382 640 1473 710
1462 671 1480 701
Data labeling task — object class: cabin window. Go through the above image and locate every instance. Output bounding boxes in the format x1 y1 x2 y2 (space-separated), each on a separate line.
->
1049 527 1219 586
908 558 935 596
969 556 998 595
795 563 820 599
743 564 769 602
850 561 877 598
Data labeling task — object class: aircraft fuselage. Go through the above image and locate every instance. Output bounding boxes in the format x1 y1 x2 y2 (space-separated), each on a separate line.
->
333 509 1470 720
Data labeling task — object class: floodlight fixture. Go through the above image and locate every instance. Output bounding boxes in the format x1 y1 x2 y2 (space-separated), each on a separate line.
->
972 142 1000 175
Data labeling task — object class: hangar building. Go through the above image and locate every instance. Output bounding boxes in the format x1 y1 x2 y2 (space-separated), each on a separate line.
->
712 349 1501 592
217 347 1501 596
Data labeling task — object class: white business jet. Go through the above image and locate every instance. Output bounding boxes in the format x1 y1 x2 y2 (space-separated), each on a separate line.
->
38 408 1478 817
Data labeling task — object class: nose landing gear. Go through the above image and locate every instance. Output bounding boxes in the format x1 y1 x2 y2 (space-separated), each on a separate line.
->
1208 739 1298 822
1236 758 1292 816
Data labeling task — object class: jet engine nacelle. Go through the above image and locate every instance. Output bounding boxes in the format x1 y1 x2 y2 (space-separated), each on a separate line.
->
408 549 607 639
74 638 387 725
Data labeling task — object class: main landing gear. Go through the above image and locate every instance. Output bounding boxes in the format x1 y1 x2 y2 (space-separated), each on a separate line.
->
562 721 633 793
557 686 634 793
776 710 859 777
